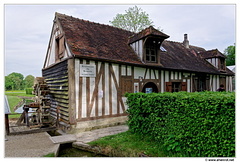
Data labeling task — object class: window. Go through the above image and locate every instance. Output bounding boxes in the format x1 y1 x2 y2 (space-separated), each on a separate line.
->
146 41 157 62
172 82 181 92
166 82 187 92
193 75 206 92
55 38 60 61
55 36 65 62
219 58 226 71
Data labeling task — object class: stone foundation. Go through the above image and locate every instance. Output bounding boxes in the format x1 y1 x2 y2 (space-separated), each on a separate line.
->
70 116 128 133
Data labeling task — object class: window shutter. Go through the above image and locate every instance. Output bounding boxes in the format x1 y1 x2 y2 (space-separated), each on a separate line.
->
59 36 65 58
121 77 133 95
181 82 187 91
165 82 172 92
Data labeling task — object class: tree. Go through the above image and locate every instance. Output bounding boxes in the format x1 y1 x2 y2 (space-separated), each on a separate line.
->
5 76 14 90
224 44 235 66
110 6 154 33
5 72 24 90
24 75 35 88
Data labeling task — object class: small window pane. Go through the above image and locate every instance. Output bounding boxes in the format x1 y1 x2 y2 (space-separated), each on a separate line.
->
146 56 150 61
151 56 156 62
146 49 149 54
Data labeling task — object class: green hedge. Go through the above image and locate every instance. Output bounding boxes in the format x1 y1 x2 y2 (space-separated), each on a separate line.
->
126 91 235 157
25 88 33 95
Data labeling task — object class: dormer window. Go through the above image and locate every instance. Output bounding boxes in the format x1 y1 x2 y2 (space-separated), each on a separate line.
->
146 40 158 62
219 58 226 71
199 49 227 73
128 26 170 64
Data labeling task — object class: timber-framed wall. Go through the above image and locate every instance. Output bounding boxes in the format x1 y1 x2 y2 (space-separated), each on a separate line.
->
42 57 234 131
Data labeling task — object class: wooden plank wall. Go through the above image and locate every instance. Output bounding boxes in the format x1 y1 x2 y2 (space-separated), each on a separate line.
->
42 60 69 124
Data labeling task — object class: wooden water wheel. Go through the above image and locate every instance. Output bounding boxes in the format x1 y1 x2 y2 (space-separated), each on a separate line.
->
33 77 52 127
17 77 53 128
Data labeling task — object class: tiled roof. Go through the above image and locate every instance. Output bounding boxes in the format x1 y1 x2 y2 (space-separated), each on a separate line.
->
56 13 142 65
55 13 233 75
199 49 227 59
160 41 221 73
128 26 170 44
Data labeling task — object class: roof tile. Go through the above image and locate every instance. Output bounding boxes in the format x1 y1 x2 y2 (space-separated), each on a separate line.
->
55 13 233 75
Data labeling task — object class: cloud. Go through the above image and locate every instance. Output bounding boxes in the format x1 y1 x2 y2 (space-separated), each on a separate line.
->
4 4 235 77
141 5 235 52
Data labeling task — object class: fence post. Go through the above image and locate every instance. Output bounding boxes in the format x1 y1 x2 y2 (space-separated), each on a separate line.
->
5 114 10 135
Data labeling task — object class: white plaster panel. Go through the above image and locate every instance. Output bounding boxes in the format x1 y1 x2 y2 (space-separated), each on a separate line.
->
165 71 169 82
105 63 109 115
134 67 145 79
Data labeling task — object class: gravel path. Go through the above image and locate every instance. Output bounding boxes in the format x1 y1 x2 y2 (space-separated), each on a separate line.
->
5 125 128 157
5 132 59 157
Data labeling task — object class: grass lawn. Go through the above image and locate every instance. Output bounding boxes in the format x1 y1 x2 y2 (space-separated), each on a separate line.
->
5 90 34 97
5 90 34 118
88 131 170 157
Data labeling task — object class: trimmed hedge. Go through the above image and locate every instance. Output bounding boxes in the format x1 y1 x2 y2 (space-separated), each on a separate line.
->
25 88 33 95
126 91 235 157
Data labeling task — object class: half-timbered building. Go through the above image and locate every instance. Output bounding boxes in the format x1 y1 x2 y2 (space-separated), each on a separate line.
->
42 13 234 132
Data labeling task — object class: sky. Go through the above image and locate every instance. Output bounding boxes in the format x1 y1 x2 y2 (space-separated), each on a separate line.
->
4 4 236 78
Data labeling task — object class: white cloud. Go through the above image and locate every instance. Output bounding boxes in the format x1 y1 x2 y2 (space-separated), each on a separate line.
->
4 4 235 77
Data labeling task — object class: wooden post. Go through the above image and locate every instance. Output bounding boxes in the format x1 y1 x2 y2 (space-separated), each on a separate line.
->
24 107 30 127
68 58 76 124
5 114 10 135
56 106 60 127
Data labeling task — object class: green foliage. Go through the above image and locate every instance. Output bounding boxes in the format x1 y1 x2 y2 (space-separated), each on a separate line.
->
25 88 33 94
224 44 235 66
5 90 34 118
126 92 235 157
24 75 35 88
6 95 22 113
110 6 154 32
5 72 24 90
43 153 55 157
5 72 35 90
89 131 167 157
6 95 22 118
5 90 34 97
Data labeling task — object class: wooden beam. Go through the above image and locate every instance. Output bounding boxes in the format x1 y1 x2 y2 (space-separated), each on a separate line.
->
109 64 126 112
87 63 104 117
68 58 76 124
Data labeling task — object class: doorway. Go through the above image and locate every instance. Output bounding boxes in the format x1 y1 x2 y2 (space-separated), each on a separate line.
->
142 82 158 93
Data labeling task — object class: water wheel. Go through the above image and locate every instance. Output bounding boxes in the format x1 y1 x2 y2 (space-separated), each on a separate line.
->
17 77 52 128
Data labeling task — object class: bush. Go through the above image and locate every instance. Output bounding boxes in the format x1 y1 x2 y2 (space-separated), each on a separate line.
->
126 91 235 157
25 88 33 95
